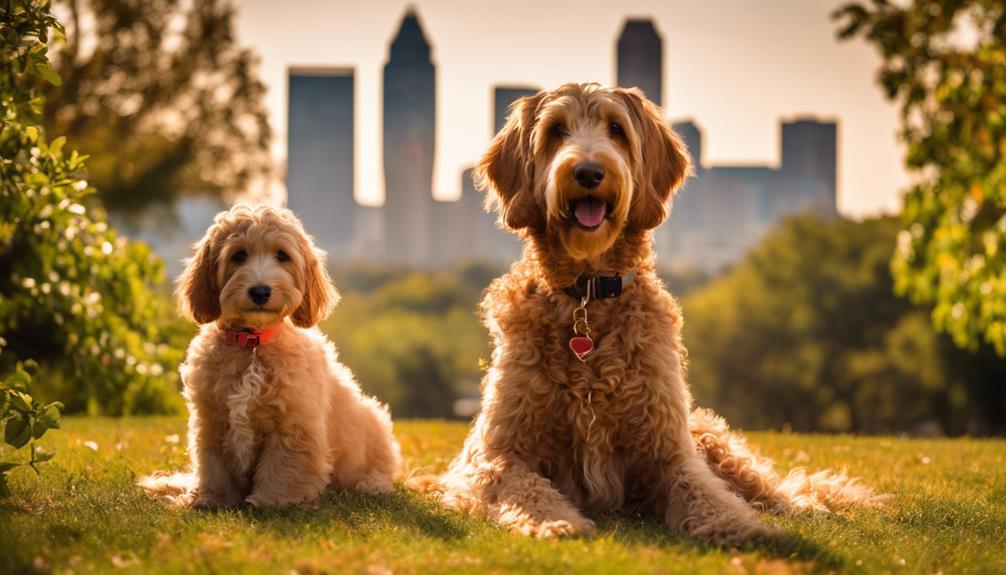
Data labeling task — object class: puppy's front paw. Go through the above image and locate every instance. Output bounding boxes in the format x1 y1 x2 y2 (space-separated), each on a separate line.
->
355 474 395 495
534 517 597 539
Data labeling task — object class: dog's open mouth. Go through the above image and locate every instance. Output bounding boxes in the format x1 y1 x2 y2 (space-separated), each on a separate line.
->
569 197 610 230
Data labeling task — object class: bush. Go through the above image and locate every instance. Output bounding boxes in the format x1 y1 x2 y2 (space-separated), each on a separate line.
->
0 0 184 414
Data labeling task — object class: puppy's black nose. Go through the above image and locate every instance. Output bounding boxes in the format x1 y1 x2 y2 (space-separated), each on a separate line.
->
574 162 605 189
248 285 271 305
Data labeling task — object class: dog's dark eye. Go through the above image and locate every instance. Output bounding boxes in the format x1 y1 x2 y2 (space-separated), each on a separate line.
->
230 250 247 264
609 122 624 137
276 250 290 262
549 123 565 139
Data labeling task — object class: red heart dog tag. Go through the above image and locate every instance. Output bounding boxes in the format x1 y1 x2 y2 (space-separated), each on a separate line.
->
569 335 593 361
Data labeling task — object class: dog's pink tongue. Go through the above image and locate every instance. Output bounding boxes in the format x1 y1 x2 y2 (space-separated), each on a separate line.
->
574 198 607 228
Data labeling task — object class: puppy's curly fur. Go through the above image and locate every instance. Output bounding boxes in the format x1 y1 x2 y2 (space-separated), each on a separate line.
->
410 83 884 544
140 205 400 508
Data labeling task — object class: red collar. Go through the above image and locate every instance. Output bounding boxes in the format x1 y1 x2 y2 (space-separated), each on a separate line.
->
219 324 283 348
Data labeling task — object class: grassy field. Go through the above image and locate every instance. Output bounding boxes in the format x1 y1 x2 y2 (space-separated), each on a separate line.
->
2 417 1005 574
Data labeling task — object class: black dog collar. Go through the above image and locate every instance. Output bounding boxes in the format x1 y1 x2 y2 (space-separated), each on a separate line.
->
561 271 636 300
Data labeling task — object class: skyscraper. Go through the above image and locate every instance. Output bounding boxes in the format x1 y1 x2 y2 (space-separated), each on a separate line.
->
673 120 703 170
383 9 436 263
460 166 521 263
286 67 355 256
781 118 838 217
617 19 663 106
493 86 538 134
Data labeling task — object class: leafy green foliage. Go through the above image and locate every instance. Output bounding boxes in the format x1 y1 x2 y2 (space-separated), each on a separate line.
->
834 0 1006 355
322 264 496 418
41 0 274 218
0 362 62 497
684 215 1006 435
1 0 185 414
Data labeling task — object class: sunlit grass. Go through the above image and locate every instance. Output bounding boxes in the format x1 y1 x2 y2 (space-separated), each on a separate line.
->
2 417 1004 574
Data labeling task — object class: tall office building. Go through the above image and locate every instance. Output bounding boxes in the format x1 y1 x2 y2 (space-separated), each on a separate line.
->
493 86 538 134
673 120 703 170
660 119 840 271
383 9 436 263
781 118 838 217
657 120 703 258
617 19 663 106
459 167 521 264
286 67 355 256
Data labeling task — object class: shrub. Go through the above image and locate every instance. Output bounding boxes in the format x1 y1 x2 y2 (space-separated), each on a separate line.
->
0 0 184 414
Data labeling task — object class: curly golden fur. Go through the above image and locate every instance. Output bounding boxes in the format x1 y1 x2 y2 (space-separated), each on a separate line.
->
410 83 884 544
139 205 400 508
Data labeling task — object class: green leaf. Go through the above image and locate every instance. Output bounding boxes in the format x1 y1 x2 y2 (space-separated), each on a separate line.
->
0 474 9 498
8 392 30 413
35 61 62 86
4 415 31 449
4 369 31 393
21 361 39 376
48 136 66 157
0 462 20 473
32 446 55 464
31 418 47 440
39 403 61 429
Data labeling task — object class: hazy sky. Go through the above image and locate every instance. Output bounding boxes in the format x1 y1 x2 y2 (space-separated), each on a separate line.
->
235 0 909 217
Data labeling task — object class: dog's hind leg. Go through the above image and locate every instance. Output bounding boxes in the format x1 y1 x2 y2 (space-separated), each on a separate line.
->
689 407 888 512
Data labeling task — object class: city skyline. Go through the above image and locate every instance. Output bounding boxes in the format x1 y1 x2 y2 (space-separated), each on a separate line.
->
282 9 838 269
236 0 908 217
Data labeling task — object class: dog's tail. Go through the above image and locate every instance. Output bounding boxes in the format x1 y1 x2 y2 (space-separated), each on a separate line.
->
137 471 197 507
689 408 890 513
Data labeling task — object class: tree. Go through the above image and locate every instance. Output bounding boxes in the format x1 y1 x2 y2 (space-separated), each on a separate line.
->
684 215 1006 435
1 0 185 414
834 1 1006 355
40 0 273 218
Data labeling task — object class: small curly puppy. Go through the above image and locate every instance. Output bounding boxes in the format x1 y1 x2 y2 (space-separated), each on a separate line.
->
412 83 883 544
140 205 400 508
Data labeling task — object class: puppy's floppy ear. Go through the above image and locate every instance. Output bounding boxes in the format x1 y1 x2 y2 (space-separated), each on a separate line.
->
475 92 545 231
177 230 222 324
291 235 339 328
617 88 693 230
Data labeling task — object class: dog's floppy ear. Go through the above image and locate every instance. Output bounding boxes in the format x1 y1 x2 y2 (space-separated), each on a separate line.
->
291 236 339 328
617 88 693 230
475 92 546 231
177 229 222 324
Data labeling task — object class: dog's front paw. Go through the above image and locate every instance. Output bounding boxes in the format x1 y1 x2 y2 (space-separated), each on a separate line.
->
533 517 597 539
695 519 780 546
245 491 312 508
191 491 241 510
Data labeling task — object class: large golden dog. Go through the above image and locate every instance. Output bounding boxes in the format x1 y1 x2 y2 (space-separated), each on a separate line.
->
140 205 400 508
413 83 881 543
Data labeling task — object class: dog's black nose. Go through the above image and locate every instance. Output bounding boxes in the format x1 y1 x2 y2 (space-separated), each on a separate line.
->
574 162 605 189
248 285 271 305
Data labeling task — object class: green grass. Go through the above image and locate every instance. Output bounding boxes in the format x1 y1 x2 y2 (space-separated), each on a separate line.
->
2 417 1005 574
